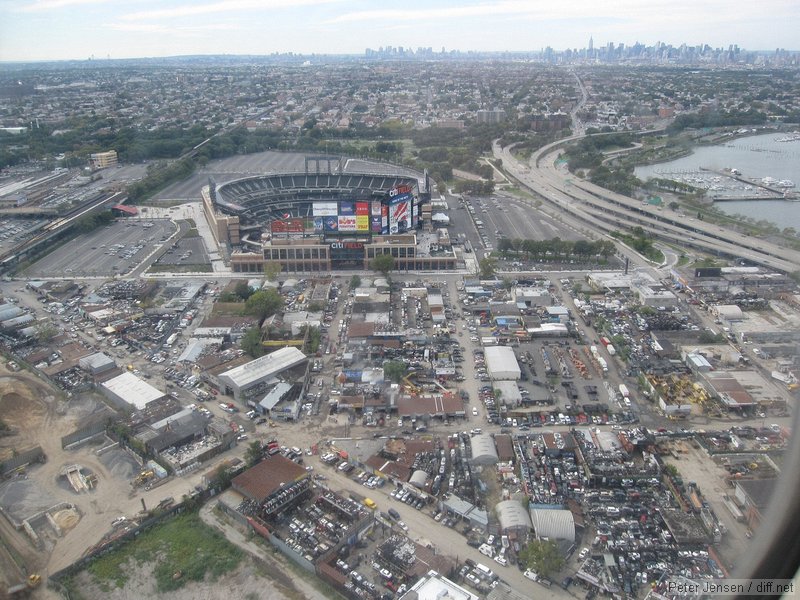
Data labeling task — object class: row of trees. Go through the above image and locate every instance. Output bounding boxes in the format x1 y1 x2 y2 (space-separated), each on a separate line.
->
496 237 617 260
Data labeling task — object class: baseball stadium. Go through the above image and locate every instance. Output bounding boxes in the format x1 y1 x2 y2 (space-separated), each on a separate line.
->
201 156 458 273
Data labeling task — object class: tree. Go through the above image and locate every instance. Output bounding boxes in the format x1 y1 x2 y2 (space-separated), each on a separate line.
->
479 256 496 279
244 441 264 466
350 274 362 290
240 326 265 358
371 253 395 276
519 539 565 578
669 201 680 211
234 281 254 301
263 262 282 282
383 360 408 383
244 288 283 321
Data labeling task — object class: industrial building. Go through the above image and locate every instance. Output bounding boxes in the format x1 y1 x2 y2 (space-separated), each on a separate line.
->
231 454 312 518
495 500 533 535
469 433 499 465
216 346 307 403
484 346 521 381
100 371 165 411
530 508 576 542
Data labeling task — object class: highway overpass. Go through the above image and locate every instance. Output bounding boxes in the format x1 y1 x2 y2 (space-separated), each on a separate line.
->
494 137 800 274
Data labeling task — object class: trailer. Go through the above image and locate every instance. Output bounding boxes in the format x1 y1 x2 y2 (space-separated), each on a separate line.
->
618 384 630 399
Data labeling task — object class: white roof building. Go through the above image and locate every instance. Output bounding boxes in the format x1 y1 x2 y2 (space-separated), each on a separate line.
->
493 380 522 407
484 346 521 381
404 570 478 600
470 433 499 465
101 372 165 410
218 347 307 402
78 352 116 375
530 508 576 542
496 500 533 533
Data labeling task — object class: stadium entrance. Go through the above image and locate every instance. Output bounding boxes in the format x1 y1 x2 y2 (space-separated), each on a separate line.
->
329 241 365 269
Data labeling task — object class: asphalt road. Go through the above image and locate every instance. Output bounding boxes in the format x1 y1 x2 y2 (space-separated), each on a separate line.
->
495 139 800 273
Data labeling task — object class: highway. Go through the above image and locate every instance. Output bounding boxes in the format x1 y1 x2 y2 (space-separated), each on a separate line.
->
494 137 800 274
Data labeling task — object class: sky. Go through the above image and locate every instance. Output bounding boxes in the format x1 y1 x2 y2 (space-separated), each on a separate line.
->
0 0 798 62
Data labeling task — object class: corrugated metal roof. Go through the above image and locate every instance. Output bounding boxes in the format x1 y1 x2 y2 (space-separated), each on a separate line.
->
219 347 306 390
496 500 532 531
530 508 575 541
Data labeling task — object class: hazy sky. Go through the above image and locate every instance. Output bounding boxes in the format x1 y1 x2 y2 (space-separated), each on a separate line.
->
1 0 798 62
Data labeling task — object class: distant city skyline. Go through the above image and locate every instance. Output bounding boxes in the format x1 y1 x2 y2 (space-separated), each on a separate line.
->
0 0 798 63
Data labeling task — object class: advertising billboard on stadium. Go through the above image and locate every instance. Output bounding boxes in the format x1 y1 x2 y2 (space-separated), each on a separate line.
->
270 218 304 235
356 215 369 232
381 204 389 235
338 215 357 232
371 200 382 216
356 202 370 216
323 216 339 232
313 202 338 217
371 215 382 233
339 202 354 216
313 217 324 233
389 198 410 234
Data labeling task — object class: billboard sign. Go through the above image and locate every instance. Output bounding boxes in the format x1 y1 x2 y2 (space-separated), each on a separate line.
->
371 200 382 216
323 216 339 232
389 184 413 198
313 217 324 233
330 241 365 250
338 215 357 232
356 202 370 216
339 201 354 216
381 204 389 235
356 215 369 232
270 218 304 235
389 199 410 234
313 202 338 217
371 215 382 233
389 192 413 205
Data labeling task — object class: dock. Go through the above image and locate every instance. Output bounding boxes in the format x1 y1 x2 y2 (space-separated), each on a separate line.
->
701 167 798 201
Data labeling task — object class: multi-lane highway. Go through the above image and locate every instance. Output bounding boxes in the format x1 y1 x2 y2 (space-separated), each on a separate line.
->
494 137 800 273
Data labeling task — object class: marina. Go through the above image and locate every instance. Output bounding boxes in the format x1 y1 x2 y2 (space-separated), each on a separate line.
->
634 131 800 230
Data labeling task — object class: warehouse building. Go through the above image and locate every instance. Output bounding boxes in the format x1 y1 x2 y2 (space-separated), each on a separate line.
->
101 371 166 411
530 508 575 542
217 346 307 403
231 454 312 518
496 500 533 536
79 352 117 376
470 433 499 465
484 346 521 381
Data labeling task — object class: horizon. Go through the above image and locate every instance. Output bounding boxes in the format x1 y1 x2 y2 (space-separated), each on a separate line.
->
1 0 798 63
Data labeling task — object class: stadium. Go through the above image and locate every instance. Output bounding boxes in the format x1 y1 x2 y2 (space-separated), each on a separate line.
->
201 156 458 273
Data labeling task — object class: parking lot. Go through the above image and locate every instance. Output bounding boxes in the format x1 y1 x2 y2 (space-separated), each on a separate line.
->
23 219 176 278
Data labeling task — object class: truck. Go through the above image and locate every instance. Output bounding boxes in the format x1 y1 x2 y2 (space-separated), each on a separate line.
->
606 344 616 356
619 384 630 399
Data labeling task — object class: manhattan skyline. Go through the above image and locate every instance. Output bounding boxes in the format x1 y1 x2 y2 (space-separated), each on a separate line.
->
0 0 798 62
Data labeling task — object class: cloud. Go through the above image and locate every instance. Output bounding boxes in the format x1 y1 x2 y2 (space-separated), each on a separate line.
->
121 0 339 21
108 21 241 34
327 0 798 25
18 0 109 11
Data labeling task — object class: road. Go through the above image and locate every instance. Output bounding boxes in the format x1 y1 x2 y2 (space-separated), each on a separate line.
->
494 137 800 274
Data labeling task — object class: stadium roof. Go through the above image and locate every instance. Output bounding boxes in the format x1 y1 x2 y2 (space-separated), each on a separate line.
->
496 500 532 532
101 371 165 410
530 508 575 541
219 347 306 390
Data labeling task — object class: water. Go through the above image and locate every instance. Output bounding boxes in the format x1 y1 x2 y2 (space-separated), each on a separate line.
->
634 132 800 231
